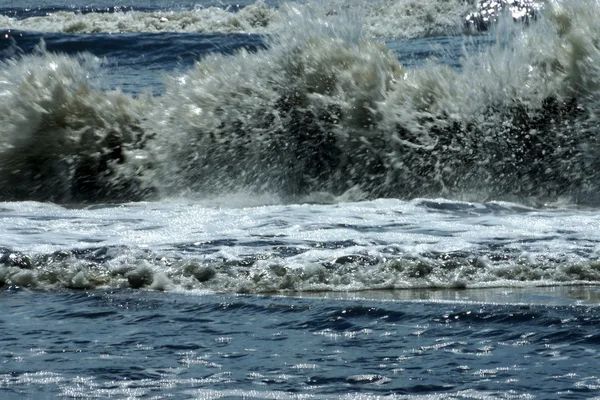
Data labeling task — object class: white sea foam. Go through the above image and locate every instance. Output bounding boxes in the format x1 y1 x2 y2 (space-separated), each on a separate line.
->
2 3 276 34
364 0 476 39
1 199 600 292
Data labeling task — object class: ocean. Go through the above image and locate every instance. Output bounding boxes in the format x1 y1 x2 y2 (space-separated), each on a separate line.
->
2 0 600 398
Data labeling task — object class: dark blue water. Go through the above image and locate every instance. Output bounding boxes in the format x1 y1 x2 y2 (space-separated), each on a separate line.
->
0 30 265 64
0 30 266 94
2 288 600 399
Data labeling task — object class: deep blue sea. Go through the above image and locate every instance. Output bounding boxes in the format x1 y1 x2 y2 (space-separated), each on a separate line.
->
2 0 600 398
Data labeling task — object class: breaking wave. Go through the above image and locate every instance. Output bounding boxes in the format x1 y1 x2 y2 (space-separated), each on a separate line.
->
1 0 600 205
4 244 600 292
0 44 152 203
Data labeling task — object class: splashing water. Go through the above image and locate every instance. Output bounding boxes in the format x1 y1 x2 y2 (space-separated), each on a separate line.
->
1 0 600 206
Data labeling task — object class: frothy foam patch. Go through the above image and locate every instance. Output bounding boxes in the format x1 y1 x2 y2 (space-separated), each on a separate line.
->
2 244 600 293
0 197 599 293
2 3 276 35
365 0 476 39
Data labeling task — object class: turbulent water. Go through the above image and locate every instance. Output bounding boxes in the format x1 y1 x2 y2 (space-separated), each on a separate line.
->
0 0 597 205
2 0 600 398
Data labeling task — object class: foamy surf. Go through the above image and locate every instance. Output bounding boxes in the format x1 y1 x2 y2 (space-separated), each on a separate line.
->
1 199 599 293
1 3 276 35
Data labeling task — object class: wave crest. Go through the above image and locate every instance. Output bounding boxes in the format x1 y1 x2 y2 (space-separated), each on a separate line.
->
2 0 600 205
0 43 152 202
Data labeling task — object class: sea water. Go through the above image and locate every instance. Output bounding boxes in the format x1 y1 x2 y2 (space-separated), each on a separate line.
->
1 0 600 398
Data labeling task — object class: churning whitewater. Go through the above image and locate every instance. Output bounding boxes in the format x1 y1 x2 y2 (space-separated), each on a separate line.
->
2 198 600 293
0 0 537 38
2 0 589 206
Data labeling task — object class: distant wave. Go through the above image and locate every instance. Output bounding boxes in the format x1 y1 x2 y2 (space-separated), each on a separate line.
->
0 0 540 39
0 0 598 206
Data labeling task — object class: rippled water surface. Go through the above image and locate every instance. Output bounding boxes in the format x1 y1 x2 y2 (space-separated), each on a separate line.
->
3 288 600 399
